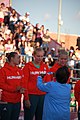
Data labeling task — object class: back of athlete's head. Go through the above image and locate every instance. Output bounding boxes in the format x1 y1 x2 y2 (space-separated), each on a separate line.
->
55 66 70 84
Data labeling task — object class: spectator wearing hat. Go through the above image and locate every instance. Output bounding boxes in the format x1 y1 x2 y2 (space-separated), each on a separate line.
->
48 48 56 58
47 48 57 66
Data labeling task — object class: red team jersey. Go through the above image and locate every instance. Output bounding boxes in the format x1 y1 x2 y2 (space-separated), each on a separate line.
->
50 62 70 83
22 61 51 100
0 62 23 103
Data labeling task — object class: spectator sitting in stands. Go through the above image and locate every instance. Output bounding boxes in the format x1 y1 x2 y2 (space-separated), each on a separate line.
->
35 41 41 48
0 53 5 67
42 29 51 50
9 9 18 33
0 3 6 27
26 28 34 41
47 54 56 67
0 40 4 55
35 28 43 46
4 7 10 26
48 47 56 57
4 39 14 54
19 12 30 24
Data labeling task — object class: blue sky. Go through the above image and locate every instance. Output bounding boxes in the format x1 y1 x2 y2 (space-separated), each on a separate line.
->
12 0 80 35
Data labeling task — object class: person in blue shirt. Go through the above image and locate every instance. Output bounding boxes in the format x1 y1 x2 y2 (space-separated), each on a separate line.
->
37 66 71 120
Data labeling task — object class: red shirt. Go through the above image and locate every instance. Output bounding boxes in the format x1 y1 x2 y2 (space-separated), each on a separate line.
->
0 62 23 103
50 62 70 83
74 80 80 106
22 61 51 100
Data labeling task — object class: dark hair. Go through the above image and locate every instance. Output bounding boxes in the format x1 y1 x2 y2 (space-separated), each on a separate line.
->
70 46 74 51
1 3 5 6
55 66 70 84
6 52 18 62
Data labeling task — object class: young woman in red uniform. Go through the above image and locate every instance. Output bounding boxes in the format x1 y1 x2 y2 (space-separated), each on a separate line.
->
0 52 25 120
22 47 51 120
74 80 80 120
50 50 70 83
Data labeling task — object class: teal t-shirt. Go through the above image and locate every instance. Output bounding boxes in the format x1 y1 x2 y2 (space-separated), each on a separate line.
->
32 61 40 68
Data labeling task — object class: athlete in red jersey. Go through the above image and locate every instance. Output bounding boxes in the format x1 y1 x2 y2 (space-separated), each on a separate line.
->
50 50 70 83
0 52 25 120
74 80 80 119
22 47 51 120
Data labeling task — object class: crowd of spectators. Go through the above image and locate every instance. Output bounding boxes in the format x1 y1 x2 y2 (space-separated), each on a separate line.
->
0 2 58 68
0 2 80 69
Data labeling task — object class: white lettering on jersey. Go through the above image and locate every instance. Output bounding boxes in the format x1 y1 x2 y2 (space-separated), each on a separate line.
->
30 71 47 75
7 76 22 80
